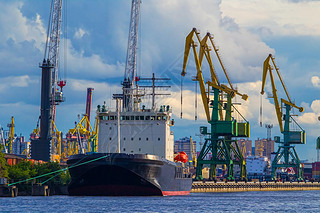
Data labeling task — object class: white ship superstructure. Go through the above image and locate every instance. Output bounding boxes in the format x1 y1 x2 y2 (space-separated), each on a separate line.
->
97 105 175 161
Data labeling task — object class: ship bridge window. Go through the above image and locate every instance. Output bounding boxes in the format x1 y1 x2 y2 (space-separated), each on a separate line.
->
121 116 125 120
157 116 161 121
126 116 129 120
130 116 134 120
151 116 155 121
110 116 115 120
162 116 167 120
99 116 103 120
140 116 144 120
146 116 150 120
135 116 140 120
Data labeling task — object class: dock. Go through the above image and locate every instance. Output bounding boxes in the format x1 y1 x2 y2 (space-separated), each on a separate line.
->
191 181 320 193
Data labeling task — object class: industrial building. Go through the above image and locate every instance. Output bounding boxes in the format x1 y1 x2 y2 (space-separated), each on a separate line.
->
255 138 274 160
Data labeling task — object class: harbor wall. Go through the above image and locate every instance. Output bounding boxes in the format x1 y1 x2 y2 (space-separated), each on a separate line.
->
191 181 320 193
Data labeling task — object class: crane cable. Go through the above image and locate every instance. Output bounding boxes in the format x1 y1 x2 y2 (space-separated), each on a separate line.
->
63 0 68 81
180 75 183 118
260 94 263 127
195 80 198 121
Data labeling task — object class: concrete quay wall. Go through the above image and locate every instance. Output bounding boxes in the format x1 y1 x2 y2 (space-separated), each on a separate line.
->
191 181 320 193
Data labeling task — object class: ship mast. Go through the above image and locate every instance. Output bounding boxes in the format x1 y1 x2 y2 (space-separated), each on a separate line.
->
122 0 141 112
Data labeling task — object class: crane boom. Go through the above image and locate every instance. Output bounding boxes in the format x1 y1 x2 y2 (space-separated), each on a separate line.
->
182 29 210 121
182 28 248 122
123 0 141 111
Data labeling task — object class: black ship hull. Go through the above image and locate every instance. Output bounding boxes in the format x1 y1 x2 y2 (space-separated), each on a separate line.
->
67 153 192 196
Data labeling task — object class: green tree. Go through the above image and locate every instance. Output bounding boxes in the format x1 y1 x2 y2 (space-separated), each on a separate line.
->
0 144 9 179
8 160 36 182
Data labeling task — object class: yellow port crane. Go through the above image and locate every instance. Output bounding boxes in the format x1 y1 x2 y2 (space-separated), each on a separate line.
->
182 28 249 180
7 116 15 154
261 54 305 180
182 28 248 122
66 115 98 155
51 121 62 162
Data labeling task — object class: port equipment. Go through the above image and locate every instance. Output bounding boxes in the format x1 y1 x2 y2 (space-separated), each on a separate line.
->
66 88 98 156
31 0 66 162
182 28 250 180
261 54 305 181
6 117 15 154
66 115 97 155
0 126 7 153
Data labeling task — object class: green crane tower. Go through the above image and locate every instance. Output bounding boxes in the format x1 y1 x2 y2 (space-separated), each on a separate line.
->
261 54 305 181
181 28 250 181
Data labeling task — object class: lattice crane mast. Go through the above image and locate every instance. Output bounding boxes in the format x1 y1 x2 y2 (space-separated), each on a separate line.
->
122 0 141 111
261 54 305 181
182 28 250 181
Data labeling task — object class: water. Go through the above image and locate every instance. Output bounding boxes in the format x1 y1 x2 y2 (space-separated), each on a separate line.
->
1 191 319 212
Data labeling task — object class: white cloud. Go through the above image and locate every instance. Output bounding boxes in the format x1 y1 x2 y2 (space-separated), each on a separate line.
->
298 112 318 124
74 28 89 39
0 2 46 50
60 38 125 79
141 0 274 83
311 76 320 88
221 0 320 36
0 75 38 91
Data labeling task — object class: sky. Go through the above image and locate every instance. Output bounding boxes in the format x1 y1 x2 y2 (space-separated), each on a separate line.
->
0 0 320 161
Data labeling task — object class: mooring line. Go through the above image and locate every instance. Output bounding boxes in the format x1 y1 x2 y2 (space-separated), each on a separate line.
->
8 154 109 186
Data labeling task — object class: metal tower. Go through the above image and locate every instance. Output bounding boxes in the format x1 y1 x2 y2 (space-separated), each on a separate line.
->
122 0 141 111
265 124 273 141
31 0 65 161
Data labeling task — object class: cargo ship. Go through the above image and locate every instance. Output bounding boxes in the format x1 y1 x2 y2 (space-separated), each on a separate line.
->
67 103 192 196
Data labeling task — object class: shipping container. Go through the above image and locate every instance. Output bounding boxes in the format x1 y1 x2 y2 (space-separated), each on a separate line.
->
312 162 320 172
